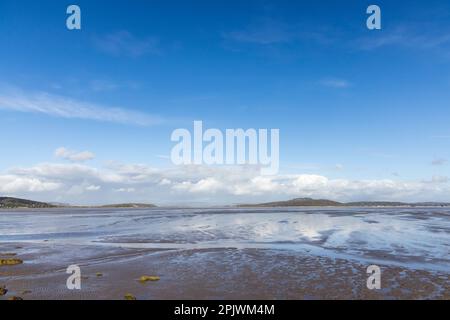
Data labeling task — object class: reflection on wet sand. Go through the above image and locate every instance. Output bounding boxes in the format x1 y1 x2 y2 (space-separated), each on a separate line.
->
0 207 449 299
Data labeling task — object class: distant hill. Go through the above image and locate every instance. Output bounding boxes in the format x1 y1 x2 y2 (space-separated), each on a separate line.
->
0 197 157 209
240 198 450 207
0 197 56 209
240 198 343 207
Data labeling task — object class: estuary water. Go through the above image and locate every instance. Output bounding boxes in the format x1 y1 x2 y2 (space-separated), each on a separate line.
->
0 207 449 272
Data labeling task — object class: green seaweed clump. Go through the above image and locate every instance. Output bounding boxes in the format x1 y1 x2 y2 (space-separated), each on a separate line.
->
0 258 23 266
124 293 136 300
138 275 160 283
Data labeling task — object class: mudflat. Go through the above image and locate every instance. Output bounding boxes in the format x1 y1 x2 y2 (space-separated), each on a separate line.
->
0 207 449 299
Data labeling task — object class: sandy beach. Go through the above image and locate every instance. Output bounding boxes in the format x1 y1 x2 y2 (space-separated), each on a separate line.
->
0 207 449 300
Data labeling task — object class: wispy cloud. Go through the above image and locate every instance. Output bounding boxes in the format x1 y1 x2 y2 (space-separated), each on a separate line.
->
223 18 337 47
224 18 450 59
358 25 450 52
319 78 351 89
223 19 294 45
431 158 448 166
366 151 398 159
55 147 95 162
93 31 161 57
0 86 164 126
89 79 120 92
88 79 140 93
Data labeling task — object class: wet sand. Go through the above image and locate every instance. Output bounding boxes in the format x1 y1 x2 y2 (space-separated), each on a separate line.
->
0 242 448 300
0 207 449 300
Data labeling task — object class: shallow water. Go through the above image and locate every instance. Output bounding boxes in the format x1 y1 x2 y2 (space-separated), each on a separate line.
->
0 207 449 272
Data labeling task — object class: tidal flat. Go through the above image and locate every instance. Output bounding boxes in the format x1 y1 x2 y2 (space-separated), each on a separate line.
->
0 207 448 299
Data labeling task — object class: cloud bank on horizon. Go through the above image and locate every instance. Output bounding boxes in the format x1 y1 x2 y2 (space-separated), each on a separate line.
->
0 149 449 205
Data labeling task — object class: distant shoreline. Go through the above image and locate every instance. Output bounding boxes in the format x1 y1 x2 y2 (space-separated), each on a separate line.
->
0 197 157 210
1 196 450 210
237 197 450 208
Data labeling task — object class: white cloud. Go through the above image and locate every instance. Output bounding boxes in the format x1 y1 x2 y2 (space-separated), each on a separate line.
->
114 187 136 193
1 161 450 205
159 178 171 186
173 177 224 194
55 147 95 162
424 175 449 184
0 86 163 126
0 175 61 193
86 185 101 191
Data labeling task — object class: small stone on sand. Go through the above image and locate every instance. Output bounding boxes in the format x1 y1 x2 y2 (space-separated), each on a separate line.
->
139 275 160 283
0 259 23 266
124 293 136 300
0 286 8 296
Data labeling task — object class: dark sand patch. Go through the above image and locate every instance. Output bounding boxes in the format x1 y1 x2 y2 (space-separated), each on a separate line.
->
0 242 448 300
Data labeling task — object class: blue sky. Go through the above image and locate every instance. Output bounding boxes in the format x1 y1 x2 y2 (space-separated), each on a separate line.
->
1 0 450 205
